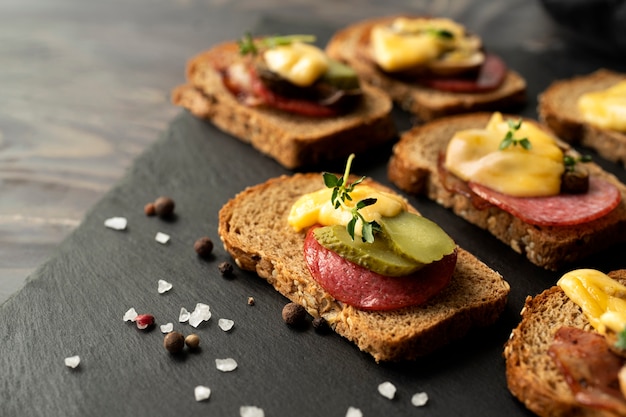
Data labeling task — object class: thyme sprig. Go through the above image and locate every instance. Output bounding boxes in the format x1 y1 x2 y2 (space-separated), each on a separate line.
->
426 27 454 39
616 327 626 350
238 33 316 56
563 154 592 172
499 118 532 150
323 154 380 243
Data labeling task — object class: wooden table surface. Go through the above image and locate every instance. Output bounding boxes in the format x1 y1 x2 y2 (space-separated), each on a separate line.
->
0 0 564 304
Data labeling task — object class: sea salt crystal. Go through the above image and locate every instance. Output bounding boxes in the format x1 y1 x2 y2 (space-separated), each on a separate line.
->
155 232 170 244
240 405 264 417
158 279 173 294
194 385 211 402
104 217 127 231
64 355 80 369
345 407 363 417
160 323 173 333
123 307 138 322
411 392 429 407
218 318 234 332
377 381 396 400
179 307 190 323
189 303 211 328
215 358 238 372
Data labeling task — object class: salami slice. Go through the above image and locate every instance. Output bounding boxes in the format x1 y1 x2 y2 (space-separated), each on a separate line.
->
468 176 621 226
303 226 457 311
418 54 507 93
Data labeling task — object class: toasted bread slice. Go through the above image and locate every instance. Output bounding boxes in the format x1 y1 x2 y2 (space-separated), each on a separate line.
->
217 172 510 362
171 41 396 169
504 270 626 417
325 15 527 121
539 69 626 166
387 112 626 270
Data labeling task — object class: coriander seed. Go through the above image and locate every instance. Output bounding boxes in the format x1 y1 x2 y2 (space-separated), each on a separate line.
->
154 196 175 218
282 302 307 327
144 202 156 216
185 333 200 350
163 331 185 354
218 261 234 276
194 237 214 258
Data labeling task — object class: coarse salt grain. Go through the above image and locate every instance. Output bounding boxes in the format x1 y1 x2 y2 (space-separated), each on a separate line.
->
155 232 170 244
189 303 211 328
218 318 234 332
377 381 396 400
64 355 80 369
123 307 138 322
160 323 174 333
345 406 363 417
194 385 211 402
179 307 190 323
215 358 238 372
411 392 429 407
240 405 264 417
104 217 127 231
158 279 173 294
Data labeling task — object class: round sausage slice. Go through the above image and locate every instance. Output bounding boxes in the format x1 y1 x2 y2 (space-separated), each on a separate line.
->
303 226 457 311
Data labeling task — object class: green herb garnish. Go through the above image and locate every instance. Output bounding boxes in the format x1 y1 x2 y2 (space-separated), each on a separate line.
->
238 33 317 56
616 327 626 350
563 154 593 172
323 154 380 243
499 118 532 150
426 27 454 39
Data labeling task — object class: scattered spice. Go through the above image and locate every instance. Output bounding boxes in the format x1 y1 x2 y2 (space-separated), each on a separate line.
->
64 355 81 369
104 217 128 231
282 302 307 327
194 237 214 258
312 316 330 334
378 381 397 399
163 331 185 353
411 392 429 407
185 334 201 350
154 196 175 218
247 296 255 306
155 232 170 244
135 314 155 330
157 279 173 294
218 261 234 276
144 202 156 216
194 385 211 402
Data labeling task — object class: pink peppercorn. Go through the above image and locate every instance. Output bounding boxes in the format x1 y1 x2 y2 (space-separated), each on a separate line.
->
135 314 155 330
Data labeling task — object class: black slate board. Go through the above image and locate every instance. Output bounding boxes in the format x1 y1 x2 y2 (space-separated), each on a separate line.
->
3 13 626 417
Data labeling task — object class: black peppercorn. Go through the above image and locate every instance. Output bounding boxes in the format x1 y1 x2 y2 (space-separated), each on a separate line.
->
194 237 214 258
282 302 307 327
163 331 185 354
144 202 156 216
218 261 234 276
154 196 175 218
312 316 330 334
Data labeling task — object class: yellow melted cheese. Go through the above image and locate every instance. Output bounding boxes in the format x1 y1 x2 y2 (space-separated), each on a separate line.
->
578 80 626 132
558 269 626 335
444 112 565 197
263 42 329 87
288 185 407 236
370 17 476 72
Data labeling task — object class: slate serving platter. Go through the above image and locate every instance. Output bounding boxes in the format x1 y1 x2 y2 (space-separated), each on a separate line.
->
3 14 626 417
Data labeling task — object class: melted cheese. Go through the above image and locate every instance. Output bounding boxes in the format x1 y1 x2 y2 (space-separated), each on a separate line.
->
578 80 626 132
558 269 626 335
288 185 407 236
444 112 565 197
370 17 476 72
263 42 329 87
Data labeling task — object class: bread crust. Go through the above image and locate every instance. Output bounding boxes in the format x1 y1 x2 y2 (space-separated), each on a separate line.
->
387 112 626 270
539 69 626 166
217 172 510 362
325 15 527 121
503 270 626 417
171 41 396 169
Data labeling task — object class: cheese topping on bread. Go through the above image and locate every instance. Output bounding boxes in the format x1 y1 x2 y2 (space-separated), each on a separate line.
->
558 269 626 335
288 185 406 236
370 17 482 73
444 112 564 197
578 80 626 132
263 42 329 87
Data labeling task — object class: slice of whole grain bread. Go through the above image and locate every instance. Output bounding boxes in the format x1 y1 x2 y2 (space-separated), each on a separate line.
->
538 69 626 166
387 112 626 270
325 15 527 122
171 41 396 169
217 172 510 362
503 270 626 417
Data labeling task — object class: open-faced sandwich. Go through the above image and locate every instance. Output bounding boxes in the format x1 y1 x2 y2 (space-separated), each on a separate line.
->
504 268 626 417
171 34 396 169
387 112 626 270
218 154 510 362
539 69 626 166
326 15 527 121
